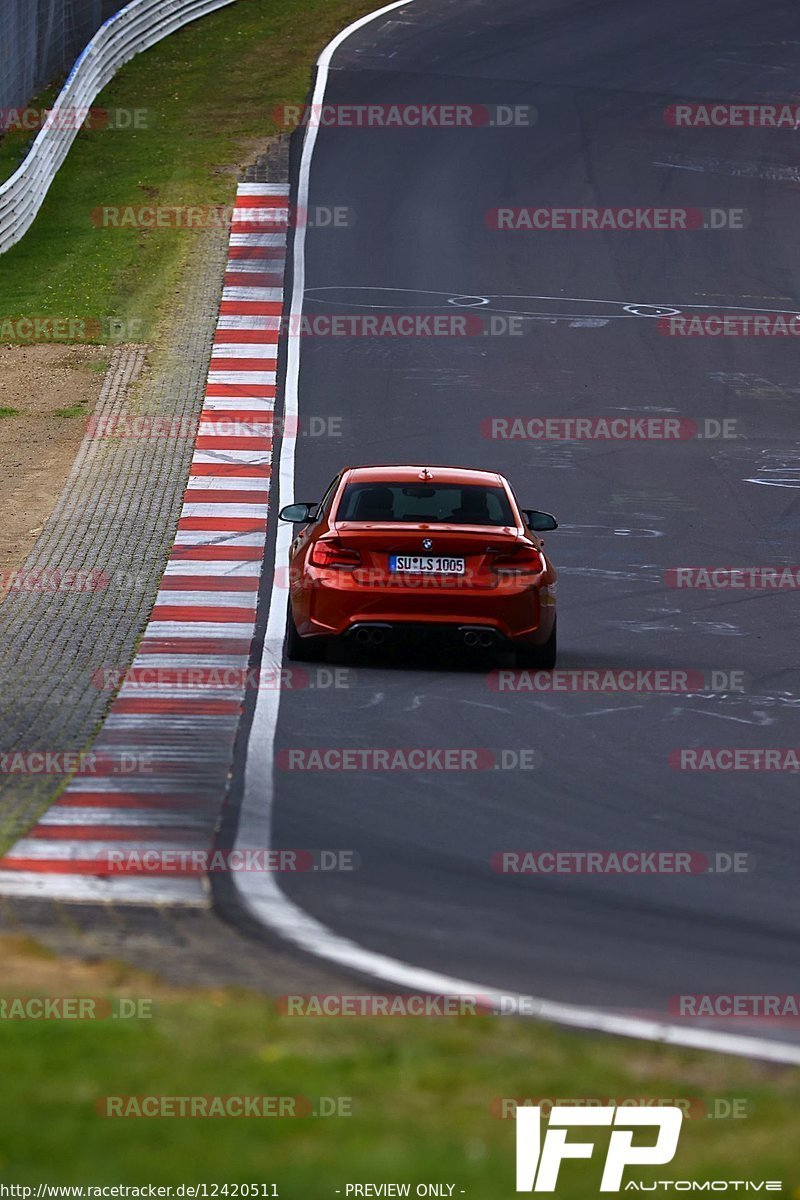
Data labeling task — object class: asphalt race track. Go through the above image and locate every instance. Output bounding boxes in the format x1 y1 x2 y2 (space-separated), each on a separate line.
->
235 0 800 1042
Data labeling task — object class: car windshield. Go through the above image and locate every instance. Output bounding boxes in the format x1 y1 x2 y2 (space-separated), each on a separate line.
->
336 482 515 525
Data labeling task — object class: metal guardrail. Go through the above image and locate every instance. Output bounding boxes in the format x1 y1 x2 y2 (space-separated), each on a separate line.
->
0 0 240 255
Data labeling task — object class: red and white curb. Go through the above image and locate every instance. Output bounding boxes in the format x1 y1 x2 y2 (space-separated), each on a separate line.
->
0 182 289 905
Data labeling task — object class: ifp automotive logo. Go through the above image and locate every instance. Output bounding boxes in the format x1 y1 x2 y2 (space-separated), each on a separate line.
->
516 1105 682 1191
514 1106 784 1192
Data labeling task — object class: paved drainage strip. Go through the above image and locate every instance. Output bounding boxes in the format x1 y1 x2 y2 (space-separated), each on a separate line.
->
0 183 289 905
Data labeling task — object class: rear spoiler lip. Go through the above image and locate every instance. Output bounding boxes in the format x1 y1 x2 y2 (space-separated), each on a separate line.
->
330 520 524 536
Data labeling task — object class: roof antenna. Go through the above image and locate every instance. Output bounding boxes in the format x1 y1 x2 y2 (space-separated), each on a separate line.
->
418 468 433 481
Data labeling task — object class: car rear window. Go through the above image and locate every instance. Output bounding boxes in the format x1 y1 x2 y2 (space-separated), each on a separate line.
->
335 482 515 525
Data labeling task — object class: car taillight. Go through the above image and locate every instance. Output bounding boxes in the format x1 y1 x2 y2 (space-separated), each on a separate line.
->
493 547 545 573
309 539 362 568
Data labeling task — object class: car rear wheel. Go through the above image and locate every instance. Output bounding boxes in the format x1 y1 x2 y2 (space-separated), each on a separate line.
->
285 605 328 662
514 619 557 670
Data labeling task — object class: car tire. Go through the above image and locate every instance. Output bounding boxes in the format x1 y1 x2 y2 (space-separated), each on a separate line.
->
285 605 327 662
514 618 557 670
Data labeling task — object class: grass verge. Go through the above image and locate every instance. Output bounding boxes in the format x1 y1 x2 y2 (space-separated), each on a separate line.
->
0 937 797 1194
0 0 378 344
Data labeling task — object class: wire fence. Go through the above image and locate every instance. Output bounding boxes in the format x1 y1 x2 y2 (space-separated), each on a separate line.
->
0 0 121 111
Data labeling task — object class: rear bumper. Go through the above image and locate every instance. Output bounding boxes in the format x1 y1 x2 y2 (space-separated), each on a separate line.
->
293 570 556 644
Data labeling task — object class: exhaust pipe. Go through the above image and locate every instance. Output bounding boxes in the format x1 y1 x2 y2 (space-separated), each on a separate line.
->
351 625 390 646
461 627 497 649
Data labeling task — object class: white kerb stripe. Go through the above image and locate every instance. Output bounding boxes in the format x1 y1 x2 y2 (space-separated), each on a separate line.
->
237 183 290 196
0 873 207 905
38 809 217 828
201 398 275 411
226 260 285 274
185 478 270 491
207 371 276 385
216 316 282 330
230 234 287 248
146 621 256 638
154 590 258 608
210 344 278 359
192 452 272 465
180 503 269 518
222 287 283 302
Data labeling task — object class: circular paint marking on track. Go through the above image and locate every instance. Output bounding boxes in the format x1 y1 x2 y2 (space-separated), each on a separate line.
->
447 295 491 308
623 304 681 317
559 524 664 538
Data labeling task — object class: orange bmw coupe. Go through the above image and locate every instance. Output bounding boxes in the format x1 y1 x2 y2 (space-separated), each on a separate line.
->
279 465 558 667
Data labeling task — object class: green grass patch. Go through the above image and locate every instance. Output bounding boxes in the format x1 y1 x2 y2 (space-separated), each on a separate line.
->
0 406 19 417
0 0 379 344
0 940 797 1192
52 405 88 418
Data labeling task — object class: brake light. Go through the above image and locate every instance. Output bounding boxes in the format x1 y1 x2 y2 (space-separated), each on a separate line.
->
309 539 362 568
493 547 545 573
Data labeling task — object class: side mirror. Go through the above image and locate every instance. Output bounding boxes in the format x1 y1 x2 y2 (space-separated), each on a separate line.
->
523 509 558 532
279 502 318 523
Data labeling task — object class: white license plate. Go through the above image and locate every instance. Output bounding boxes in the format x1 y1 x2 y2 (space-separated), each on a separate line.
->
389 555 465 574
